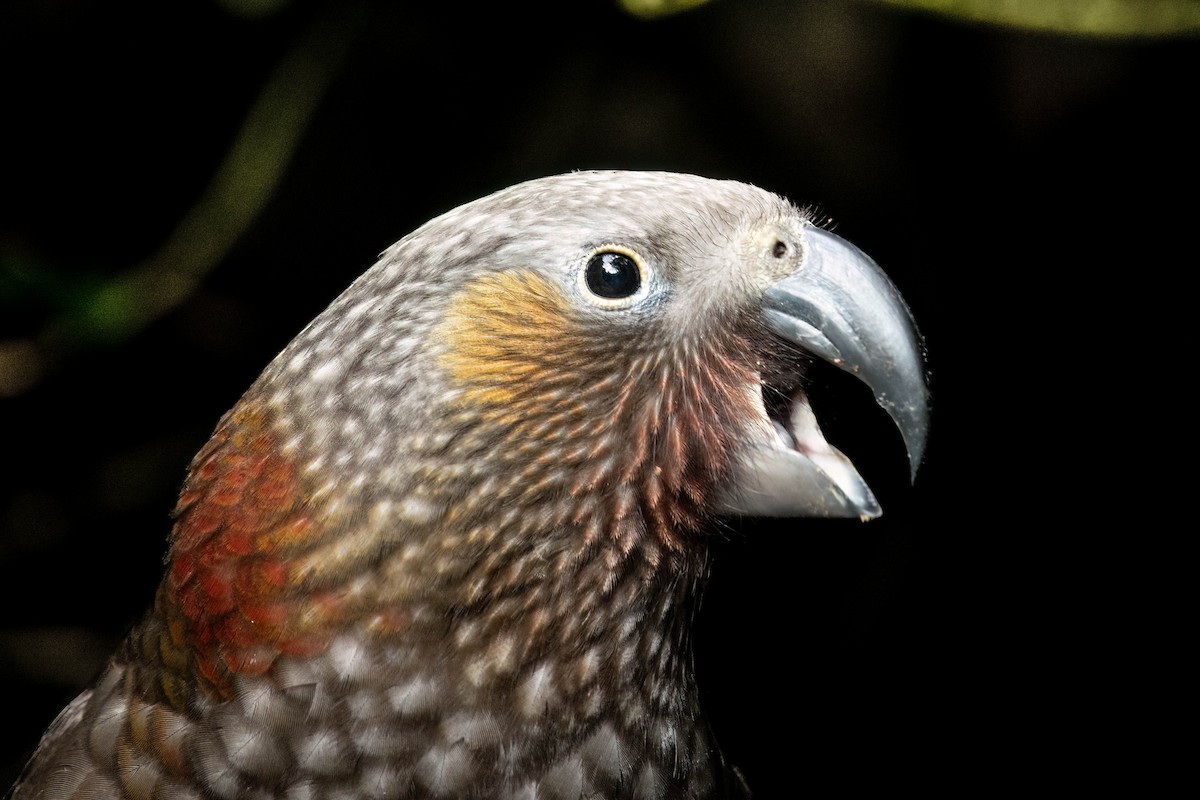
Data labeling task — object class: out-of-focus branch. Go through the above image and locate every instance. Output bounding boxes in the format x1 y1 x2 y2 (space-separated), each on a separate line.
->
0 3 364 398
621 0 1200 36
869 0 1200 37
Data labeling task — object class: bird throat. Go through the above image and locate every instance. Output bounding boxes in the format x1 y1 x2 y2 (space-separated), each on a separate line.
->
151 395 714 718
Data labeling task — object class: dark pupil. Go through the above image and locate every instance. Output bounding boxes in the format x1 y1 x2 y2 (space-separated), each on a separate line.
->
586 252 641 299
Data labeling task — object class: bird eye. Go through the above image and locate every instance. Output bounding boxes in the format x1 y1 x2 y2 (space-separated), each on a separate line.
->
586 252 640 299
579 246 649 308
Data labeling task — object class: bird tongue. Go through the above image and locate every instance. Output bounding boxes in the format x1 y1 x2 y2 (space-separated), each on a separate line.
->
774 390 878 511
725 386 882 520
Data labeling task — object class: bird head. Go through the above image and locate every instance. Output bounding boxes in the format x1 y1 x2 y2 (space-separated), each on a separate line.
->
161 169 928 713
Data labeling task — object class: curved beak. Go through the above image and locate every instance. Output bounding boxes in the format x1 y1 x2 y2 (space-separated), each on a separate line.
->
718 225 930 520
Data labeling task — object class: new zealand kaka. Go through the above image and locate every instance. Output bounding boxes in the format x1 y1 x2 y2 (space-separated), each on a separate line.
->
10 171 929 799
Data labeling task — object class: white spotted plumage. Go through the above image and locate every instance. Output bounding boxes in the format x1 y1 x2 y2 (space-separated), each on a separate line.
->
12 171 931 799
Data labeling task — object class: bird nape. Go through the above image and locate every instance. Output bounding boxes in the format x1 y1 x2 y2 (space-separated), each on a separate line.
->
9 171 929 800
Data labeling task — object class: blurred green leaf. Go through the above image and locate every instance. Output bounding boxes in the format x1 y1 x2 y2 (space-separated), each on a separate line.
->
620 0 713 19
0 256 106 316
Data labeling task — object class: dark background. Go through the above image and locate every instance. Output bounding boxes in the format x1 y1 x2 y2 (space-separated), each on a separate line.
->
1 0 1194 793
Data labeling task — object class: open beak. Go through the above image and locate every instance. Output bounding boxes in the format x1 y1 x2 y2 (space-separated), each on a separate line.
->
718 225 930 520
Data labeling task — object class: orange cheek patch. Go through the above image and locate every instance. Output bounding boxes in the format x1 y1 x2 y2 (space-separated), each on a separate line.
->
435 265 760 554
439 269 573 409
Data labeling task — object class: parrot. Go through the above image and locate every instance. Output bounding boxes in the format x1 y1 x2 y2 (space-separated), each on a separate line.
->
8 170 929 800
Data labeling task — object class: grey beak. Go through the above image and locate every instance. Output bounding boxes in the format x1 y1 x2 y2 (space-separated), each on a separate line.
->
717 224 930 521
763 226 930 479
